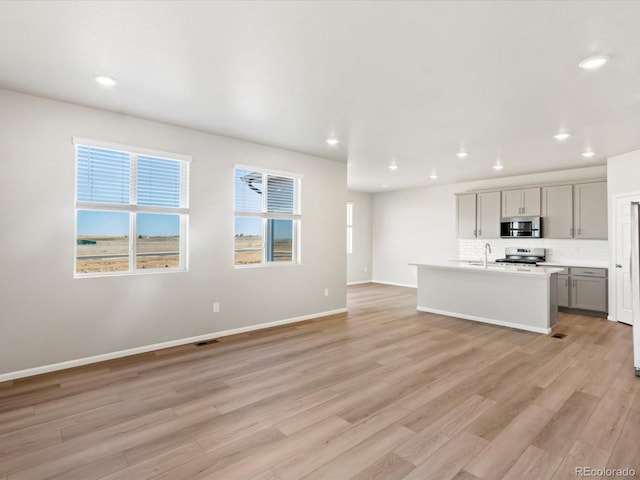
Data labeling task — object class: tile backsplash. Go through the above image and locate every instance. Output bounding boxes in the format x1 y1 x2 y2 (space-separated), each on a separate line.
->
458 238 608 263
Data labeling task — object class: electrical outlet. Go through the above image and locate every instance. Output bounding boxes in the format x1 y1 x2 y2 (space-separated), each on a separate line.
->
213 302 220 313
324 288 329 297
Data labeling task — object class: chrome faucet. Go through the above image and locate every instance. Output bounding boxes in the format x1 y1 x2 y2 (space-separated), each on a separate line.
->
483 242 492 268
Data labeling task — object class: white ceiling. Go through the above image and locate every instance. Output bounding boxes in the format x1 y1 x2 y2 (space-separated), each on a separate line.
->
0 1 638 192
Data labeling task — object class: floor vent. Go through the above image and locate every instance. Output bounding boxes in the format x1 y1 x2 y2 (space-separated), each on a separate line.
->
552 333 566 339
195 339 219 347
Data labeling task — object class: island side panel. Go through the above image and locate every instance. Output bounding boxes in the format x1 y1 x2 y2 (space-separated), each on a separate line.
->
416 266 555 333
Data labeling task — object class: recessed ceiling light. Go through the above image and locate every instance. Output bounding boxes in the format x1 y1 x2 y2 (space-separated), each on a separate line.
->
95 74 117 87
430 173 438 180
579 55 609 70
381 184 389 189
456 151 468 158
388 163 398 171
493 164 503 171
326 138 339 146
581 151 595 158
554 132 571 141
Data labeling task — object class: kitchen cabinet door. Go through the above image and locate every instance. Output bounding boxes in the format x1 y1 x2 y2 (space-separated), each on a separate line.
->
501 190 522 218
476 192 501 238
521 188 541 216
502 188 540 217
557 274 569 307
571 276 607 312
457 194 477 238
574 182 607 239
542 185 573 238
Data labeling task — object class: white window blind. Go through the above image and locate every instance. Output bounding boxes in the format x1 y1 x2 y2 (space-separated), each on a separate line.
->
137 155 183 208
267 175 295 214
76 146 131 204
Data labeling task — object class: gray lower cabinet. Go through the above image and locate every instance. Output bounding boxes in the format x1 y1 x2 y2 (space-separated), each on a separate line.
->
571 276 607 312
555 266 608 313
557 274 569 307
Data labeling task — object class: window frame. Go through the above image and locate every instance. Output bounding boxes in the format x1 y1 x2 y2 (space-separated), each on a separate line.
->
234 164 302 268
73 137 191 278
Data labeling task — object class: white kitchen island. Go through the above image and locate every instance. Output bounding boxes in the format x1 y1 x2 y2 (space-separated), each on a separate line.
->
411 261 564 334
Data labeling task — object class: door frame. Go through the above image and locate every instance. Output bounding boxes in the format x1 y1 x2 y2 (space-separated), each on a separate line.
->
610 191 640 322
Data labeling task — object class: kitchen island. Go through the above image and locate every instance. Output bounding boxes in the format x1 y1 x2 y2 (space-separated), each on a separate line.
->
411 261 564 334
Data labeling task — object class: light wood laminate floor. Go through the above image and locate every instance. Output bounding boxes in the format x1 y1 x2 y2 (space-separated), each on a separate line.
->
1 283 639 480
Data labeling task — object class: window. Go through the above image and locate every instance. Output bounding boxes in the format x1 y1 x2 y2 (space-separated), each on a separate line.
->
74 138 190 277
347 202 353 254
234 166 301 266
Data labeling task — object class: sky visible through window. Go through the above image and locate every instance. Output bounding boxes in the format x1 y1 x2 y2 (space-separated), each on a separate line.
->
77 211 179 237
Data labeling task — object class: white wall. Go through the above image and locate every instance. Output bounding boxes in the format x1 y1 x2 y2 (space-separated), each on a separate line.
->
372 166 607 287
347 191 373 284
0 89 347 378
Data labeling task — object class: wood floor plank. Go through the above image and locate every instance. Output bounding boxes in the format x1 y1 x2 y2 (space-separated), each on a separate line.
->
450 471 483 480
272 404 411 480
298 424 414 480
0 284 637 480
394 394 494 466
532 391 600 457
47 453 129 480
502 444 563 480
464 404 555 480
578 383 638 452
465 383 543 441
197 415 352 480
350 452 415 480
533 366 590 412
551 440 610 480
400 431 487 480
100 442 204 480
605 406 640 474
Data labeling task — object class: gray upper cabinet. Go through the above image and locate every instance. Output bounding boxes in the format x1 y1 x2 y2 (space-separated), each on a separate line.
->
476 192 501 238
541 185 573 238
456 193 477 238
501 188 541 217
574 182 607 239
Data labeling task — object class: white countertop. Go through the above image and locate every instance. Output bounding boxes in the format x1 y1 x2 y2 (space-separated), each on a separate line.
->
411 260 564 277
450 258 609 269
538 260 609 269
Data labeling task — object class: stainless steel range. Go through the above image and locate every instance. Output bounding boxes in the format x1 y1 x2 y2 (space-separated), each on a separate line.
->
494 247 545 266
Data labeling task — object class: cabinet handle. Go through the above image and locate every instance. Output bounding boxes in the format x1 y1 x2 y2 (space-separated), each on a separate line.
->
478 229 482 236
473 229 477 236
577 228 581 236
569 227 573 236
616 264 622 268
565 278 568 287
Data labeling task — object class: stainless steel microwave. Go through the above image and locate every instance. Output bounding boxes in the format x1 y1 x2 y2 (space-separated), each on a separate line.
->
500 217 542 238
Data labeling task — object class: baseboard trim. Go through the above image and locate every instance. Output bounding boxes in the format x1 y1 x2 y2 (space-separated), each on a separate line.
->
416 306 552 334
0 307 348 383
371 280 417 288
346 280 373 285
